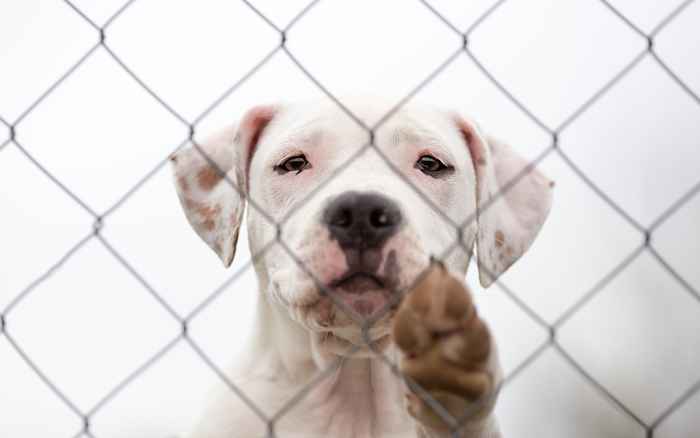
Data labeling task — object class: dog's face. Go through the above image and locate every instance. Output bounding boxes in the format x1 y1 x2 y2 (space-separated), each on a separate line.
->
171 99 553 356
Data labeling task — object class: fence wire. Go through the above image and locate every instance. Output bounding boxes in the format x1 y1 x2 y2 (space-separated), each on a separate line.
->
2 1 700 437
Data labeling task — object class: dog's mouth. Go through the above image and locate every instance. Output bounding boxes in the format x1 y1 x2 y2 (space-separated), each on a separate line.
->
327 270 392 318
330 271 385 292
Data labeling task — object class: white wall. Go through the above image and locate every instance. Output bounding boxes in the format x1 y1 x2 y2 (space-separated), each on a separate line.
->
1 1 699 437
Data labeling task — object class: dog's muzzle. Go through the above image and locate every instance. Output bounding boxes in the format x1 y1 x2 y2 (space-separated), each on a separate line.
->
322 191 403 318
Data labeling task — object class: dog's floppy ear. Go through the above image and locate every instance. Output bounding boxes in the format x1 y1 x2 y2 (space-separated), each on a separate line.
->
170 106 276 267
455 116 554 287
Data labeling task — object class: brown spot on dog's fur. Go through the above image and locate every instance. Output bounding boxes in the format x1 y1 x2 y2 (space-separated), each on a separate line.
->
196 204 221 231
184 197 198 210
494 230 505 248
476 157 486 166
178 176 189 193
197 203 221 219
197 165 222 191
505 246 514 257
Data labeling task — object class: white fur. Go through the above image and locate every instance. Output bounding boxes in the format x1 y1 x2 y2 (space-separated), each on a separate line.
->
171 98 553 438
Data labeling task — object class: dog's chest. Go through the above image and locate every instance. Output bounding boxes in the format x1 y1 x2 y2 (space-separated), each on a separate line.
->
263 360 414 438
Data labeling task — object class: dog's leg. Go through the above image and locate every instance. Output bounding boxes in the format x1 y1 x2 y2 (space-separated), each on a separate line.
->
393 261 502 438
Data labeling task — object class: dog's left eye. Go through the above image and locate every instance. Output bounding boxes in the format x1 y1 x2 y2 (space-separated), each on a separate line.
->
275 154 311 174
415 155 451 176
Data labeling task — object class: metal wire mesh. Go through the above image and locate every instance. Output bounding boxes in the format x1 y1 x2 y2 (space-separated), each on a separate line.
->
1 1 699 437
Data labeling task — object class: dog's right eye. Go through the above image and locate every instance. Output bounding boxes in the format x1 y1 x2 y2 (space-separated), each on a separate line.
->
274 154 311 174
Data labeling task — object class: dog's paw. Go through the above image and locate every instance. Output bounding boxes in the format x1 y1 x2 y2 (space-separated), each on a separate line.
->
392 260 495 433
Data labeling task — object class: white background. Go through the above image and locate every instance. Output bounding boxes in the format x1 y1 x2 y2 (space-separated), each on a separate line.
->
1 1 700 437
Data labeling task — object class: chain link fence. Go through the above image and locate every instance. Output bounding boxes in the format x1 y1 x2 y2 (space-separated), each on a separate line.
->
1 1 699 437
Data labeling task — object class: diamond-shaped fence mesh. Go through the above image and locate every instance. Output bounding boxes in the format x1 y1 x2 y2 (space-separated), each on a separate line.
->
1 1 699 437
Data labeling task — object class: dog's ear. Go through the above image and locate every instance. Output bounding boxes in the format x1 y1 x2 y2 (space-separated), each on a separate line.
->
170 106 276 267
455 115 554 287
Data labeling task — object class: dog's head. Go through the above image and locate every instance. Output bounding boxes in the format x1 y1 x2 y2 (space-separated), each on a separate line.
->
171 99 553 355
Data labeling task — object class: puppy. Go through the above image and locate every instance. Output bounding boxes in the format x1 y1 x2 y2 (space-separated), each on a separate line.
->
171 98 553 438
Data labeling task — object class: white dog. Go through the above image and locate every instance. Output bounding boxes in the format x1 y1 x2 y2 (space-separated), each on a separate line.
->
170 98 553 438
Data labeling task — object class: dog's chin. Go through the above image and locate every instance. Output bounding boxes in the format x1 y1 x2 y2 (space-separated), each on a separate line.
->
316 330 392 357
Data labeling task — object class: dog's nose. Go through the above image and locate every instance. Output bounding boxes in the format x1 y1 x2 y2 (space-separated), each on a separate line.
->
323 191 402 249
